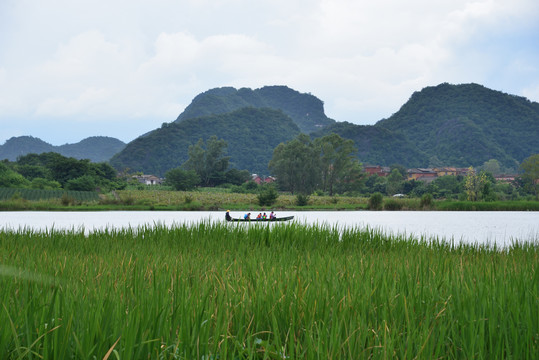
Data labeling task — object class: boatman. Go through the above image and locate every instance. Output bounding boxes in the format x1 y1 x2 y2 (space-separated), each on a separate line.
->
225 210 232 221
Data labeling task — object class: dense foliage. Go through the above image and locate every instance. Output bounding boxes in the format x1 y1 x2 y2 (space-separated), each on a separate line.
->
269 133 363 195
110 83 539 175
111 107 301 176
520 154 539 199
175 85 335 133
0 136 125 162
312 121 429 167
1 152 124 192
377 83 539 168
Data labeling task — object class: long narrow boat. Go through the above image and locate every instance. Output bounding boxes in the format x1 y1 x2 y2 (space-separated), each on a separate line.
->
227 216 294 222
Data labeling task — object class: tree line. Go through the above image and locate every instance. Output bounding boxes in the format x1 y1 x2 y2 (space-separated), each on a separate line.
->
0 152 124 191
1 135 538 202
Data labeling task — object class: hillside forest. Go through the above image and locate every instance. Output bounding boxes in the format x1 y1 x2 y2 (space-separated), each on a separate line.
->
1 82 539 202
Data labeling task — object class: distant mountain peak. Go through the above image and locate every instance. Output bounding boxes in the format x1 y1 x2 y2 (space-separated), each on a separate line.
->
0 136 126 162
175 85 335 133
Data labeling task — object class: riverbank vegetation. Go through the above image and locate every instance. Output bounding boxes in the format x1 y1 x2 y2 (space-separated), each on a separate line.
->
1 222 537 358
1 145 538 211
2 186 539 211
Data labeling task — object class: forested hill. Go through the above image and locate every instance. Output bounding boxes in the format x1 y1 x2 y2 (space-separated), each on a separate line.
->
175 86 335 134
0 136 126 162
311 122 429 167
110 107 301 176
376 83 539 169
112 82 539 175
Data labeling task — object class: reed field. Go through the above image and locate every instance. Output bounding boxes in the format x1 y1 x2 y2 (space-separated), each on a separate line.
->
2 187 539 211
1 222 537 359
115 189 370 210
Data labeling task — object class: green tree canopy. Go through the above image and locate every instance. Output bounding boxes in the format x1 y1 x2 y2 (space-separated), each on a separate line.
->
480 159 502 176
165 168 200 191
314 133 359 196
269 133 364 195
0 162 30 188
520 154 539 199
386 168 404 195
183 136 230 186
269 134 321 194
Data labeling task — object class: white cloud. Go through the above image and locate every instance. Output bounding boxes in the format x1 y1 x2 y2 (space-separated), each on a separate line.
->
35 87 112 117
0 0 538 145
522 84 539 103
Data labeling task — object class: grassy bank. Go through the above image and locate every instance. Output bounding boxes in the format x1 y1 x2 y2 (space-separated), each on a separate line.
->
1 222 537 358
1 188 539 211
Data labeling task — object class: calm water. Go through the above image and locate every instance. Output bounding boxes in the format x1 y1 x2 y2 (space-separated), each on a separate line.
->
1 211 538 246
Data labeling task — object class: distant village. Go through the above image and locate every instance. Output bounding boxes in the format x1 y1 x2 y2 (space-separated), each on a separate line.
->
364 166 517 183
132 166 517 186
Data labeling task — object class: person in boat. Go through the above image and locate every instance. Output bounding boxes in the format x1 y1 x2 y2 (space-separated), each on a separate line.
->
256 213 262 219
244 213 251 220
270 211 276 220
263 212 267 219
225 210 231 221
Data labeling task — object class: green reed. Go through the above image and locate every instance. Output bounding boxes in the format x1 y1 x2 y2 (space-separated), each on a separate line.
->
0 222 537 359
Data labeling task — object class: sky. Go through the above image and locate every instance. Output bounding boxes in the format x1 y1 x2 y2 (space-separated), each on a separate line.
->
1 0 538 146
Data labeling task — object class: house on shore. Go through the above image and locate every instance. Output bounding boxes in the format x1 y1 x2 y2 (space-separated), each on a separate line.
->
407 168 438 182
132 175 163 185
364 165 391 177
251 174 276 185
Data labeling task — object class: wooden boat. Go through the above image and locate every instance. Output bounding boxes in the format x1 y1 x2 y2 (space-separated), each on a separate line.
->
226 216 294 222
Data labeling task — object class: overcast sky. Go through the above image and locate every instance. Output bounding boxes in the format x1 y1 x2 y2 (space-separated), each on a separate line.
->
1 0 538 146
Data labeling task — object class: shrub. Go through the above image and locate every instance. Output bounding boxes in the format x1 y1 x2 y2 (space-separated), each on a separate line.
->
65 175 97 191
368 192 383 210
257 186 279 206
384 199 403 210
61 193 76 206
420 193 433 209
295 193 310 206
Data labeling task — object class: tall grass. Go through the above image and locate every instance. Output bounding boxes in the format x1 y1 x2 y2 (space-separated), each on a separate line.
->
1 222 537 359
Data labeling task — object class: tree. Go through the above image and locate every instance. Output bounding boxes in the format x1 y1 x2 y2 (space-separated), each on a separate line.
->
65 175 97 191
386 168 404 195
390 164 407 178
224 168 251 185
0 162 30 188
49 157 91 186
431 175 464 198
464 167 489 201
183 136 230 186
363 175 387 195
520 154 539 199
480 159 502 176
31 178 61 190
314 134 359 196
165 168 200 191
269 134 321 194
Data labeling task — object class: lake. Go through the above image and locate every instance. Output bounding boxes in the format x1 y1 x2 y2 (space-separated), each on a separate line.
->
1 210 538 246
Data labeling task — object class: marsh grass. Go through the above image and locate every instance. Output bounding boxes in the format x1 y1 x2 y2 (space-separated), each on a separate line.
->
1 222 537 359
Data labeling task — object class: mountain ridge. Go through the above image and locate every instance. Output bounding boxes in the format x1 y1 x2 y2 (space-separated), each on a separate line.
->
175 85 335 133
0 136 126 163
110 107 301 176
375 82 539 168
3 83 538 175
